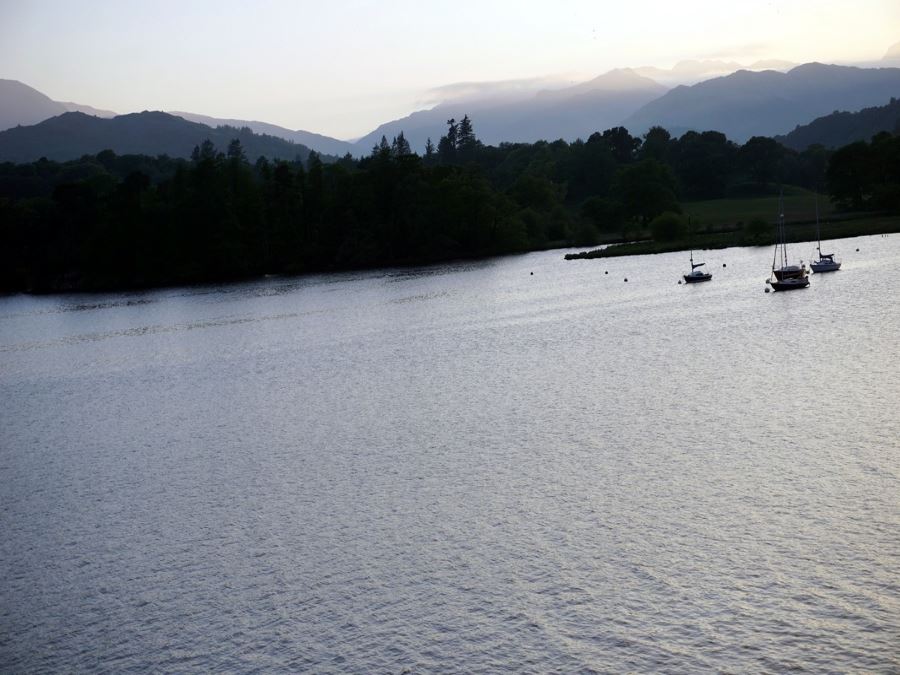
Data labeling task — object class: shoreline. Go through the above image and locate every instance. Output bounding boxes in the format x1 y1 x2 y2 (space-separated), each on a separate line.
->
565 214 900 260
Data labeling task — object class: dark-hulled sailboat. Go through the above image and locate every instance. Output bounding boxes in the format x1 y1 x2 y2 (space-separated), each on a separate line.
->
683 250 712 283
767 195 809 291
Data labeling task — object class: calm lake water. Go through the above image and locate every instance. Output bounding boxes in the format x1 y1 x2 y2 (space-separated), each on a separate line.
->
2 236 899 673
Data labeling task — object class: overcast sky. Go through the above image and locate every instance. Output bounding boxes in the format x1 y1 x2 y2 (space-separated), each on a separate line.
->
1 0 898 139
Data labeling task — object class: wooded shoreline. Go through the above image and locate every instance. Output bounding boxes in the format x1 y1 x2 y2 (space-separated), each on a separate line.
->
565 213 900 259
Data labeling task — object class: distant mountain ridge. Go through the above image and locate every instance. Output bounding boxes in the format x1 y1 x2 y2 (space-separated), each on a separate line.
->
168 111 355 157
1 79 66 130
0 79 115 131
4 55 900 160
632 58 795 86
885 41 900 62
58 101 117 117
0 111 326 164
353 68 667 152
776 97 900 150
623 63 900 142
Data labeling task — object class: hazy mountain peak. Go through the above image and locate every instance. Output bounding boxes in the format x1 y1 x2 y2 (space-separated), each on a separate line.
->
1 79 117 131
585 67 664 90
624 60 900 142
0 79 66 131
748 59 796 71
169 110 356 156
58 101 117 117
537 68 666 100
671 58 743 73
884 40 900 61
631 58 795 87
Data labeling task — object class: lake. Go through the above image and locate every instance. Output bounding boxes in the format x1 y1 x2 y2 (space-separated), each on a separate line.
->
2 235 899 672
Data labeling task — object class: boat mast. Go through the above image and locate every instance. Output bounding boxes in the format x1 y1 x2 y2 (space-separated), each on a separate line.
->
771 226 779 274
688 216 694 268
779 191 785 269
815 191 822 256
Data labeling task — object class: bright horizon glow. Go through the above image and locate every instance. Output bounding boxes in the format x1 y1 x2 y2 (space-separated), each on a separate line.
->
1 0 898 139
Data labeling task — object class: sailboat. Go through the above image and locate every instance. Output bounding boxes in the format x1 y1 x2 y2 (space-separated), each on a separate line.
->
767 194 809 291
809 193 841 272
683 249 712 283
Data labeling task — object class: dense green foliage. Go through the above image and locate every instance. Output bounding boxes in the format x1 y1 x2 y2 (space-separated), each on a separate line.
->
1 116 898 292
826 132 900 211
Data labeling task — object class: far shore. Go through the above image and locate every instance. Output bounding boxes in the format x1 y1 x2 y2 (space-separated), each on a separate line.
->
565 213 900 260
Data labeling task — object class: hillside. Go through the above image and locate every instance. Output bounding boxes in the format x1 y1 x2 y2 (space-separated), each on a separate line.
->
624 63 900 142
354 69 667 152
777 97 900 150
0 111 324 163
0 79 118 131
0 79 67 130
169 111 355 157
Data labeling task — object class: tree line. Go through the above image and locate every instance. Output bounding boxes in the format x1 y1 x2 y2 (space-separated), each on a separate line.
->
1 118 897 292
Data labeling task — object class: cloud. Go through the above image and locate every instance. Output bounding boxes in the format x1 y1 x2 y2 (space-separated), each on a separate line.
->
420 75 576 106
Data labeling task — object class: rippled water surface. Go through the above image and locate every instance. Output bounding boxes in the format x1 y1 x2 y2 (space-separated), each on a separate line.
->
2 236 899 673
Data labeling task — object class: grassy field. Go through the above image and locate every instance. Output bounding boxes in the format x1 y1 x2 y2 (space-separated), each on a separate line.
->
568 189 900 260
683 186 836 229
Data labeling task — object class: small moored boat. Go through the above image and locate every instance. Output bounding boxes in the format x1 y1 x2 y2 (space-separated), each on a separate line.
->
810 194 841 272
767 195 809 291
683 250 712 283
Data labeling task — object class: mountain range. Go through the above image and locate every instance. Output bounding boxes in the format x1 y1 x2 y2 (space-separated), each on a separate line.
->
0 80 348 159
631 58 796 87
353 68 667 152
623 62 900 142
2 54 900 162
0 111 324 164
167 111 356 157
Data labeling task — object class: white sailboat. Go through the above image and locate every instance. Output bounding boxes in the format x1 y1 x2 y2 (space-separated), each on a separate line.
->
810 193 841 272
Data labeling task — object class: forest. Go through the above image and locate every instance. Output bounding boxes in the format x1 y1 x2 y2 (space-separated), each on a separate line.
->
1 116 899 292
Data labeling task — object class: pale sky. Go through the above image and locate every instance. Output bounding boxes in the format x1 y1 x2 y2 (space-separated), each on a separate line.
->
1 0 898 139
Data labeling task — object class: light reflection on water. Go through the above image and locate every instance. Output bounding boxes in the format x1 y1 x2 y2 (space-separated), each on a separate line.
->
1 235 899 672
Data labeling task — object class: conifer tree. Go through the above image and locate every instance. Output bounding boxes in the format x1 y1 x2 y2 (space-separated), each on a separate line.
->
227 139 246 163
437 118 458 164
456 115 477 161
392 131 412 157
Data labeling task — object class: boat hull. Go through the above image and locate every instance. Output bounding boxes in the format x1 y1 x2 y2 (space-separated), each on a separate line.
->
683 273 712 283
773 266 807 280
810 261 841 272
769 277 809 291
